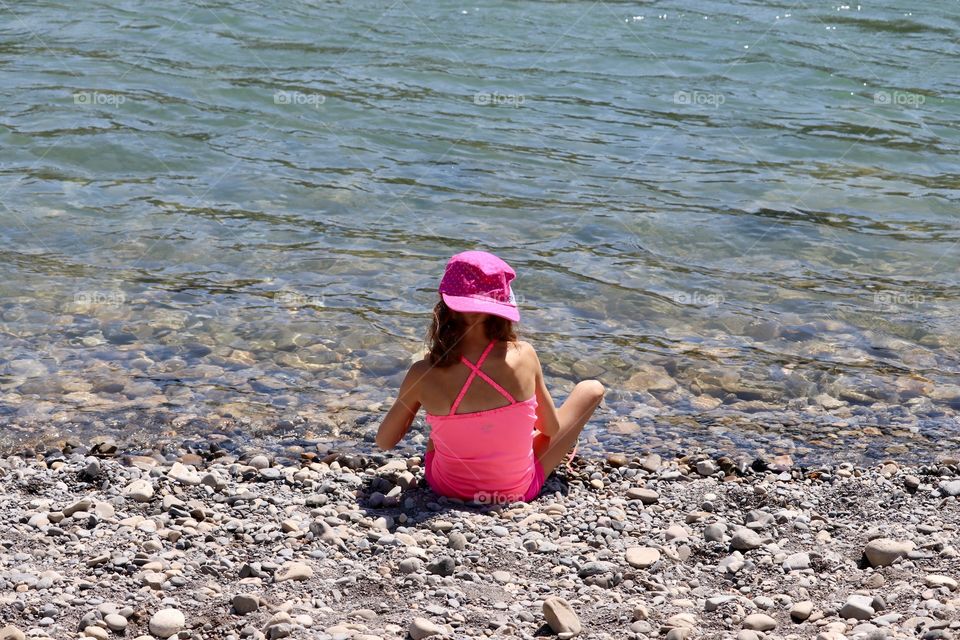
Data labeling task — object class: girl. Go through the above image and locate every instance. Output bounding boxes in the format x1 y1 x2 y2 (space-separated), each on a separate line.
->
376 250 604 504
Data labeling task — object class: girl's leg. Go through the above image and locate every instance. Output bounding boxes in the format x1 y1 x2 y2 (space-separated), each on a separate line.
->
423 438 436 489
533 380 604 477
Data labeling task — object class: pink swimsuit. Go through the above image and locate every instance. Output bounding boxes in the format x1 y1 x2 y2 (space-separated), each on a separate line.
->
424 340 545 503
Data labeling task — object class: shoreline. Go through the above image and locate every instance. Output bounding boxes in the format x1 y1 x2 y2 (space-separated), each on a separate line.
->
3 396 959 470
0 440 958 639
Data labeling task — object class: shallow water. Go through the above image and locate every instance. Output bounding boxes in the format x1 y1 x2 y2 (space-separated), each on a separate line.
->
1 0 958 463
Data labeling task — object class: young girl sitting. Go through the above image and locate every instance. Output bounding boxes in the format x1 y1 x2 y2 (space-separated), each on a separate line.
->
376 250 604 504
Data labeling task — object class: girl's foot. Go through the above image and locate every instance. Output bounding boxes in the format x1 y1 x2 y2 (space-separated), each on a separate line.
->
565 444 578 473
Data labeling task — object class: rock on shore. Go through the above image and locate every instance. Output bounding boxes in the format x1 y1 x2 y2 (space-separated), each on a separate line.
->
0 444 957 639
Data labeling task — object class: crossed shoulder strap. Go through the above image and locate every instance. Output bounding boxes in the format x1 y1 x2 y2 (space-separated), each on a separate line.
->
449 340 516 415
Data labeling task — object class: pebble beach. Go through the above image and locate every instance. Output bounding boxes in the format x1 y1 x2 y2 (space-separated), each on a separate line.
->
1 441 958 640
4 1 958 639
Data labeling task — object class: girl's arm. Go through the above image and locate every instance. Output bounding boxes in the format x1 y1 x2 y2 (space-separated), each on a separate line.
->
375 361 426 450
528 343 560 438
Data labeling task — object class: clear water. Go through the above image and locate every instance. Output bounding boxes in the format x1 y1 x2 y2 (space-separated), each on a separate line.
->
1 0 958 462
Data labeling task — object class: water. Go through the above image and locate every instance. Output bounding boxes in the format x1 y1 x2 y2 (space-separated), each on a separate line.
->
1 0 958 463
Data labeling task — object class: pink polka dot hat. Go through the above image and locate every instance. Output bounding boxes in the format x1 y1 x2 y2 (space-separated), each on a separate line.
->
438 250 519 322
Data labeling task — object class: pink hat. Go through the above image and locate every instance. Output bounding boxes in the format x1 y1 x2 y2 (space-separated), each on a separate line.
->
439 250 519 322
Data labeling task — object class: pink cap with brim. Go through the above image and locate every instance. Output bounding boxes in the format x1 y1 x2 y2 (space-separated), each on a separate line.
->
439 250 520 322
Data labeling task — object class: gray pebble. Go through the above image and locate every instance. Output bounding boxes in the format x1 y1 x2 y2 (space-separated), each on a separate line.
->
427 556 455 576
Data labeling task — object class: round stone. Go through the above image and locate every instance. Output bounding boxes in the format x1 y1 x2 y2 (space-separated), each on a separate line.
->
626 487 659 504
939 480 960 496
863 538 914 567
149 608 185 638
864 573 885 588
790 600 814 622
232 594 259 615
249 455 270 469
641 454 662 472
104 614 127 631
783 552 810 571
839 594 875 621
696 460 718 476
276 562 313 582
731 528 763 551
606 453 627 467
83 627 109 640
447 532 467 550
626 546 660 569
409 617 444 640
398 558 422 575
427 556 455 576
742 613 777 631
925 575 958 591
665 525 688 541
122 479 154 502
665 613 696 630
704 523 727 542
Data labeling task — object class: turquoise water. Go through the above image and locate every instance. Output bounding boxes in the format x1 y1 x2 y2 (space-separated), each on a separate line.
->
1 0 958 462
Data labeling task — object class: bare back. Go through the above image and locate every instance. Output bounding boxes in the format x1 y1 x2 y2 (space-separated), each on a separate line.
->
420 340 537 416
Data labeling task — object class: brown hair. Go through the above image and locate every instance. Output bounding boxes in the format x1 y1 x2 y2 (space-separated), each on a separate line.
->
426 299 518 367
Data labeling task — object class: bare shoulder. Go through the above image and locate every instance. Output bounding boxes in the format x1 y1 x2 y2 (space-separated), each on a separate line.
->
409 358 431 376
509 340 541 365
405 358 432 385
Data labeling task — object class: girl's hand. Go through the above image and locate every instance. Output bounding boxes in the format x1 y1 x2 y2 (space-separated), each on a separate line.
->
375 360 426 450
